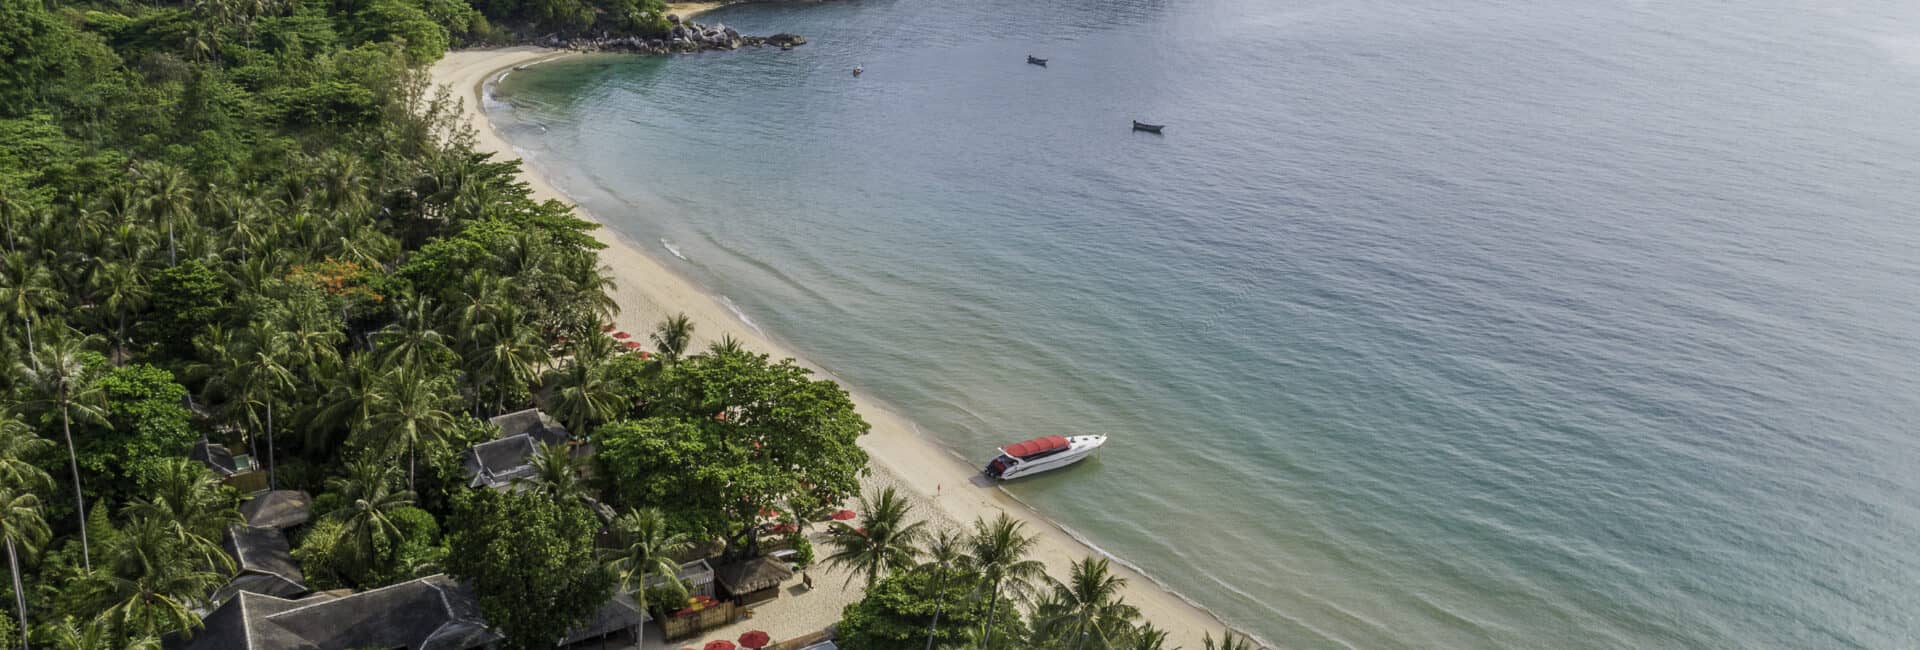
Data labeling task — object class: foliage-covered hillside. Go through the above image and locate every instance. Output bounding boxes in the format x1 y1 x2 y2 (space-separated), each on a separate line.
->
0 0 671 645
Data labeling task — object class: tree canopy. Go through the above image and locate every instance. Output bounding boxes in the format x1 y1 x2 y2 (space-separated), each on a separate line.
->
445 488 611 649
596 349 870 552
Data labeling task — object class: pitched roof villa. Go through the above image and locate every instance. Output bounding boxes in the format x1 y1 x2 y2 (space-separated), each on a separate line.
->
464 408 572 490
239 490 312 529
214 524 306 603
178 574 500 650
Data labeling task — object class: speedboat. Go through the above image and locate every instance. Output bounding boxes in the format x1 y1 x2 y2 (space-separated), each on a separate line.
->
852 66 864 76
982 435 1106 480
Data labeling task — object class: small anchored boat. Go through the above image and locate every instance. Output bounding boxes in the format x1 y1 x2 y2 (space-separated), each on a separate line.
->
1132 121 1165 133
982 435 1107 480
1027 55 1048 66
852 66 864 76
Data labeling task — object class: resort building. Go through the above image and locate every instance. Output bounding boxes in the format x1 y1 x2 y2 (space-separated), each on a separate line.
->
178 574 500 650
463 408 574 489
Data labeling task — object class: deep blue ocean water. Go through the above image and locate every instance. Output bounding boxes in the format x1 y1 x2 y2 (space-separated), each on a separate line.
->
490 0 1920 645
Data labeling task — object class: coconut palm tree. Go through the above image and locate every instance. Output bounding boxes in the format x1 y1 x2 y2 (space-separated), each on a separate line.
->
824 486 927 588
650 313 694 363
546 343 621 434
374 297 452 372
323 456 413 579
0 486 49 649
602 508 692 648
0 409 54 492
1121 624 1172 650
515 441 585 502
0 189 30 253
1032 558 1140 650
190 323 294 487
123 459 240 575
1202 630 1261 650
918 526 975 650
133 162 193 265
0 251 60 356
88 261 147 359
560 259 621 327
707 334 748 358
358 365 456 491
306 352 378 454
970 513 1046 646
235 323 295 490
15 335 108 570
82 514 226 641
463 299 542 415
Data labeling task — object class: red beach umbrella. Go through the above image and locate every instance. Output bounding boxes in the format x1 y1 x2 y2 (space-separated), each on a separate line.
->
613 331 632 339
639 351 652 360
831 509 857 521
739 631 771 649
602 324 616 332
704 641 737 650
624 341 642 349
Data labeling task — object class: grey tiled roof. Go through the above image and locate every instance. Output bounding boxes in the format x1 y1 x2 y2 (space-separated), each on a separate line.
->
239 490 312 529
214 525 306 603
487 408 570 445
463 433 542 489
176 575 500 650
189 441 238 477
561 591 649 645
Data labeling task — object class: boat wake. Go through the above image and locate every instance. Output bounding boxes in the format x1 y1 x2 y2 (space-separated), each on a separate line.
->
660 238 688 261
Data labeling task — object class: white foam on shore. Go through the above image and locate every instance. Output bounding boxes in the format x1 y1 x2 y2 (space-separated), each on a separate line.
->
718 295 765 336
661 238 688 260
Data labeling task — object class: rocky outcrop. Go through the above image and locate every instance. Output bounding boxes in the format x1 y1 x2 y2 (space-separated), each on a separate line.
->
538 19 806 55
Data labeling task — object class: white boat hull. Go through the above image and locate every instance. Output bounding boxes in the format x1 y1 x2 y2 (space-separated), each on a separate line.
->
984 435 1107 480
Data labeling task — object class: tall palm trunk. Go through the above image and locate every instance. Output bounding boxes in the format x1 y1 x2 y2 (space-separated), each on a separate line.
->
924 567 948 650
60 401 89 571
7 538 28 650
634 578 649 650
980 579 1003 646
22 316 33 371
167 222 177 265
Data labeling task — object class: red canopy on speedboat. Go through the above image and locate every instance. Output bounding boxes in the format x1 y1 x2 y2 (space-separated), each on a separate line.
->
1002 435 1069 459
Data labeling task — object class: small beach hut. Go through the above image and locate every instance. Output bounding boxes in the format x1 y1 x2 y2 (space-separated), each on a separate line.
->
714 557 794 608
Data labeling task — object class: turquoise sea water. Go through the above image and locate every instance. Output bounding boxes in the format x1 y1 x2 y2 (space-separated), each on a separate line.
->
489 0 1920 646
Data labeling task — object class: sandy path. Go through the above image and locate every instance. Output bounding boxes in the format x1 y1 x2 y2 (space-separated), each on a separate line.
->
430 48 1237 648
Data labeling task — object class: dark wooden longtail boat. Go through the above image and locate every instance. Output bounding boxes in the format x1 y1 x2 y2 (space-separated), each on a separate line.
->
1132 121 1165 133
1027 55 1048 66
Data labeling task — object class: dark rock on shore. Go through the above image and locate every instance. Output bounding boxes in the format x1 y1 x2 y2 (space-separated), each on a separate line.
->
543 23 806 55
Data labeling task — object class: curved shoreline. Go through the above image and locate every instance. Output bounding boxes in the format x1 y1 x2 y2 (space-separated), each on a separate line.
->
430 47 1250 647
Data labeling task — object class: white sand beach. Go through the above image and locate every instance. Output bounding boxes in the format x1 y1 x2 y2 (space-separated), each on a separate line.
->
430 46 1233 648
